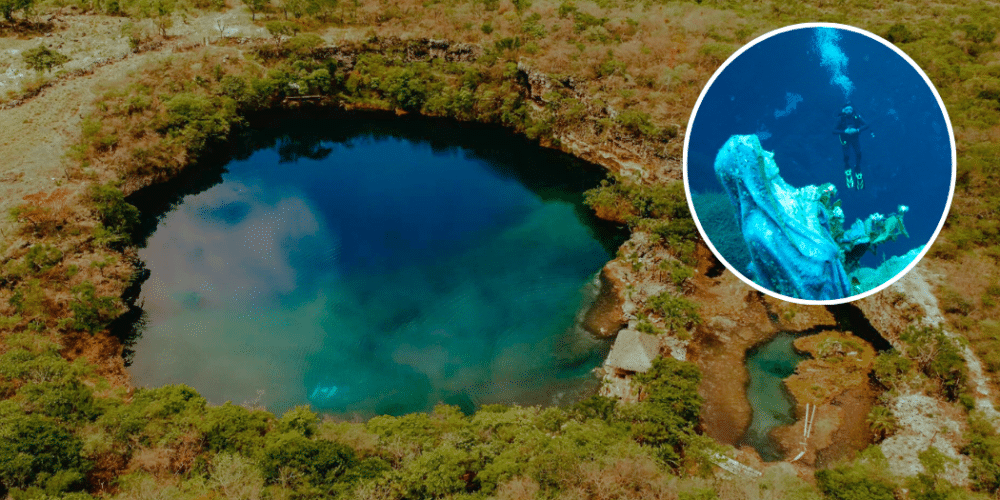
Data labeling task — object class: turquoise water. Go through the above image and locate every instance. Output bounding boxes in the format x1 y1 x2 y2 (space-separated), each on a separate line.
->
741 332 808 461
129 117 623 418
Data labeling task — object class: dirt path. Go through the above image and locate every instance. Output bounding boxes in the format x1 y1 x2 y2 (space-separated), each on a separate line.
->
0 10 266 237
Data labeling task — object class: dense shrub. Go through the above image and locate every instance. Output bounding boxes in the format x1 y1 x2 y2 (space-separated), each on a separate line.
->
277 405 320 437
625 357 703 466
886 24 915 43
815 448 897 500
22 245 63 275
0 0 33 21
0 344 84 385
259 431 358 486
963 411 1000 494
68 281 118 334
646 292 702 334
872 349 913 389
162 92 239 153
21 45 68 73
899 324 968 400
88 183 140 247
98 385 206 446
866 405 897 442
0 407 89 494
199 402 273 454
17 381 100 423
908 446 962 500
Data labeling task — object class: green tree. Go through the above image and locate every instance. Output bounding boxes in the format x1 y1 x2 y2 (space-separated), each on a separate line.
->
69 281 118 334
18 380 100 423
396 444 475 497
259 431 358 488
866 405 897 442
278 405 319 437
908 446 960 500
88 183 140 247
243 0 266 20
900 324 968 400
97 384 207 445
963 411 1000 494
872 349 912 390
21 45 69 74
0 408 89 493
264 20 301 46
199 402 273 454
625 357 703 466
0 0 33 21
511 0 530 14
815 448 896 500
137 0 177 37
646 292 702 335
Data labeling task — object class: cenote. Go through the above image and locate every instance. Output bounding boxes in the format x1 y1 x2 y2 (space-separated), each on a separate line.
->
741 332 809 461
127 115 626 418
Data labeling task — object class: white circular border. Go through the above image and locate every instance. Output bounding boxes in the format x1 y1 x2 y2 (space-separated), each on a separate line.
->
682 22 957 305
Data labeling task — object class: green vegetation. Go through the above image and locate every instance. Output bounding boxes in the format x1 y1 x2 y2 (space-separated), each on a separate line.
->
815 447 897 500
646 291 701 337
908 446 964 500
4 0 1000 498
866 405 897 442
0 336 715 499
88 183 140 248
899 324 968 401
659 259 694 287
872 349 913 391
68 281 118 334
0 0 33 21
21 45 69 74
964 411 1000 495
627 357 703 466
585 177 698 263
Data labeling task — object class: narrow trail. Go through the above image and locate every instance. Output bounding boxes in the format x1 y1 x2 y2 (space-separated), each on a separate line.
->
0 10 266 234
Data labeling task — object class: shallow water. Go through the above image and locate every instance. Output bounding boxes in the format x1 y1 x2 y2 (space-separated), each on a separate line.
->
129 116 624 417
741 332 808 461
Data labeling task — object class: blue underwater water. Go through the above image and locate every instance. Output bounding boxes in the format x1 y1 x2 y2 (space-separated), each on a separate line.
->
688 27 952 299
129 117 622 417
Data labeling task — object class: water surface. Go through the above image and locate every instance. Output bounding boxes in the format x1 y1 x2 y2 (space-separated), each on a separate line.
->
130 117 623 417
741 332 808 461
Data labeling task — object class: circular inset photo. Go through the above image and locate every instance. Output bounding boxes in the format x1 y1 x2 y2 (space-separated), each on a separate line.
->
684 23 955 304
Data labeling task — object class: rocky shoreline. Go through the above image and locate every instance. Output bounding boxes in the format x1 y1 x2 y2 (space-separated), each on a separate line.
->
3 28 996 487
585 223 1000 476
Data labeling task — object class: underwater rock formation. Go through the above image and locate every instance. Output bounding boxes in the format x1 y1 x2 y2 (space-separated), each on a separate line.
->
712 135 912 300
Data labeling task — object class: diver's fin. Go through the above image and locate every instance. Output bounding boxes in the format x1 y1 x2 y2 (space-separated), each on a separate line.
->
856 172 864 190
845 169 854 189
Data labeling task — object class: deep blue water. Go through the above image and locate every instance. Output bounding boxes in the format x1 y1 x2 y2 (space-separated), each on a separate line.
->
688 26 952 272
129 117 623 417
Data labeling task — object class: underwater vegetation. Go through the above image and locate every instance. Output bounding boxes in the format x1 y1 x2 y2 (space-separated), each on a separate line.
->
713 135 916 301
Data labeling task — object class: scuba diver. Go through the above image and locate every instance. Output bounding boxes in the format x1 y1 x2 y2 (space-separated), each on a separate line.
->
833 104 870 190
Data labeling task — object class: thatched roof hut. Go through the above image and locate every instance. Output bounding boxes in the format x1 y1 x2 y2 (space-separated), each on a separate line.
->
604 329 660 374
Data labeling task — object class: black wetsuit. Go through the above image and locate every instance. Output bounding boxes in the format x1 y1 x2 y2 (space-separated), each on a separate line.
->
833 112 869 172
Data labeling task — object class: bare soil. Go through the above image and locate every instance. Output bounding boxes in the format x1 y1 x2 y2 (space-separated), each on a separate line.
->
687 270 839 448
0 10 266 236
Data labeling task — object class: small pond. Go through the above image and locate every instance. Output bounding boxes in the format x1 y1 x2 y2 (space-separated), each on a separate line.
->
741 332 809 461
128 116 625 418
